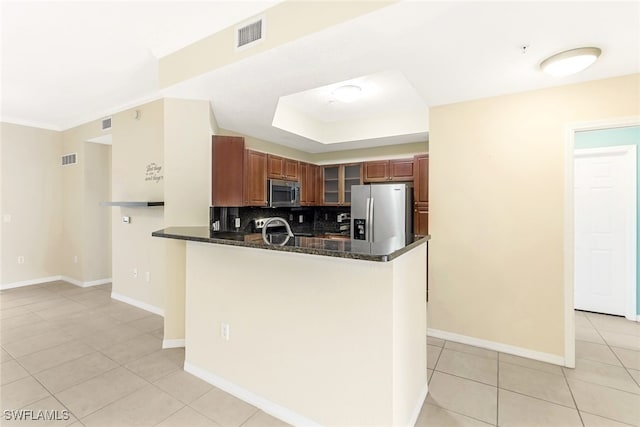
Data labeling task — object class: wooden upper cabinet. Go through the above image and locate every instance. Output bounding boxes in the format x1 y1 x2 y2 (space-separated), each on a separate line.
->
413 154 429 205
299 162 318 206
212 136 245 207
267 155 284 179
390 159 414 181
363 161 389 182
363 159 414 182
244 150 268 206
267 154 299 181
284 158 299 180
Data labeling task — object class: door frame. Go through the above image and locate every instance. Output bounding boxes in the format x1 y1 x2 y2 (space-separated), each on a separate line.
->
564 116 639 368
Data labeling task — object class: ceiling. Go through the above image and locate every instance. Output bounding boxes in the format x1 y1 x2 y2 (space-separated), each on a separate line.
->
2 1 639 153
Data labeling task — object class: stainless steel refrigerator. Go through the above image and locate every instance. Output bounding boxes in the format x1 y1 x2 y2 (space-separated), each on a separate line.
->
350 183 413 255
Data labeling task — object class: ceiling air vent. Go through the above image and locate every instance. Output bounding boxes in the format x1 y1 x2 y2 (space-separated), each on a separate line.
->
61 153 77 166
101 116 112 131
236 17 264 49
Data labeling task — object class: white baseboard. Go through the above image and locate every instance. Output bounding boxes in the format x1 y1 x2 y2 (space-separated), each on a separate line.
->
1 276 112 290
61 276 112 288
0 275 63 290
407 382 428 427
162 339 185 349
184 362 322 427
427 328 566 367
111 292 164 316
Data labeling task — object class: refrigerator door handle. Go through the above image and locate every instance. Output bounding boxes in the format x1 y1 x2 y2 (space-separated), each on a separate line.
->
365 197 371 241
369 197 374 242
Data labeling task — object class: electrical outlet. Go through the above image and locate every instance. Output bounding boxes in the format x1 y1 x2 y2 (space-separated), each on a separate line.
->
234 217 241 228
133 268 138 278
73 255 78 264
220 323 230 341
299 214 304 223
122 216 130 224
145 272 150 282
289 214 294 221
17 256 24 264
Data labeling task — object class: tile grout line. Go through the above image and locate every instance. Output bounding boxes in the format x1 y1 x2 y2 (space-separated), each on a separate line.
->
1 282 188 426
238 407 261 427
10 355 84 424
582 311 640 391
421 401 495 426
559 354 585 426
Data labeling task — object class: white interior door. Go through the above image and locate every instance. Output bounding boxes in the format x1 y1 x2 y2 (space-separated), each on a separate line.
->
574 145 637 318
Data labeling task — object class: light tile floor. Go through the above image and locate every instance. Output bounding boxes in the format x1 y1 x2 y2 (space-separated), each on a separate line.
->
1 281 639 426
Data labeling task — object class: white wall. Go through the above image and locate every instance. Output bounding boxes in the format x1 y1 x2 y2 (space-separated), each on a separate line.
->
162 98 212 341
0 123 63 287
185 241 427 426
83 142 112 282
428 74 640 362
111 100 166 312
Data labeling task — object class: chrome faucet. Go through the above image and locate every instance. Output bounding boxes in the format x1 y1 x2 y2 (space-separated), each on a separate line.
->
261 217 294 245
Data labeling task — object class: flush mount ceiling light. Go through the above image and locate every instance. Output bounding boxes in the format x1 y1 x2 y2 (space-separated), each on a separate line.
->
540 47 601 77
332 84 362 103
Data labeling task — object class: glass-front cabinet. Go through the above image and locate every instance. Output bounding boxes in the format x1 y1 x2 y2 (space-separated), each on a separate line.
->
323 166 340 205
322 163 362 206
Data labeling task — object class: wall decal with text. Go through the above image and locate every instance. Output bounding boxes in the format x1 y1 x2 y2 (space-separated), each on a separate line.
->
145 163 163 183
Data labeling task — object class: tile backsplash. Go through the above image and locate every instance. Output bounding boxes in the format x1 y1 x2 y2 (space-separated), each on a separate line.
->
210 206 351 235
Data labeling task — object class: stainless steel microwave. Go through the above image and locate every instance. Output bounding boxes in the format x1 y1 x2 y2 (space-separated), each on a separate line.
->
268 179 300 208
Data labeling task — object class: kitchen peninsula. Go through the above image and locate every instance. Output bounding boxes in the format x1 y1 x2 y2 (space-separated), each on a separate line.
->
153 226 428 427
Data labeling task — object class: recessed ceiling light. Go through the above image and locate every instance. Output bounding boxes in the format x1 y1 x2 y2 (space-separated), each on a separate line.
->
332 85 362 103
540 47 601 77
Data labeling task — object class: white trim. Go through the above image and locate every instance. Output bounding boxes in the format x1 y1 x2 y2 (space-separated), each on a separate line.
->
81 278 112 287
0 117 61 131
162 339 185 349
564 123 576 368
61 276 112 288
1 276 112 290
427 328 566 367
110 292 164 316
406 382 429 427
564 116 640 370
184 362 322 427
574 145 637 321
1 275 64 290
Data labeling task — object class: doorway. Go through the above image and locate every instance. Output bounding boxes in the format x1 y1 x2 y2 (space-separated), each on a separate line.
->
564 119 639 369
574 145 637 317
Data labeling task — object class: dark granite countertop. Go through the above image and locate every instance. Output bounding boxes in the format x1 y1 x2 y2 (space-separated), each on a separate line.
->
152 226 429 262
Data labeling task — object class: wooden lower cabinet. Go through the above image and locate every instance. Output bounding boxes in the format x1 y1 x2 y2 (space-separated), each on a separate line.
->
414 203 429 236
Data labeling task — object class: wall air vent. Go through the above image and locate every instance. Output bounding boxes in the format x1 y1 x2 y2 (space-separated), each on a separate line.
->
101 116 112 131
236 17 264 49
61 153 77 166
